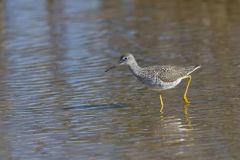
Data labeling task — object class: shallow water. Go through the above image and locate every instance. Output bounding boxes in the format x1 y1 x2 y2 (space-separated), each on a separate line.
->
0 0 240 159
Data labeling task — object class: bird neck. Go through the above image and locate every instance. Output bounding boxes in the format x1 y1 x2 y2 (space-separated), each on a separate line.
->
128 60 141 75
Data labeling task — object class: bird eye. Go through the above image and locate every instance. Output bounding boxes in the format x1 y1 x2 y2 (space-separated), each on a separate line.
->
120 55 128 62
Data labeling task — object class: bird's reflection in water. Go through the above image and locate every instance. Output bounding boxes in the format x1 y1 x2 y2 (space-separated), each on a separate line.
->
183 104 193 130
158 103 193 130
147 104 194 147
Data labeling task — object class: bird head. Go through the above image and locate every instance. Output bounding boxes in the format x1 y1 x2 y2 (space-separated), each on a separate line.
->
118 53 135 65
105 53 135 72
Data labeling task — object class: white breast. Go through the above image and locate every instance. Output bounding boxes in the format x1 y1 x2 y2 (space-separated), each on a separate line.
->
148 78 182 91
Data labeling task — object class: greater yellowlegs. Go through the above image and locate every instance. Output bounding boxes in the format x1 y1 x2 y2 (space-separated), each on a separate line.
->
105 53 200 113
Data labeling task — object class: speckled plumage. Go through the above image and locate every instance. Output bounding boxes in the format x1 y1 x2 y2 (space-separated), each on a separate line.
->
122 54 200 91
143 65 199 82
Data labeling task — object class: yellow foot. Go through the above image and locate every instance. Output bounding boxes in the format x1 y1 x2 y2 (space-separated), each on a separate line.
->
183 96 190 104
160 107 163 114
159 94 164 113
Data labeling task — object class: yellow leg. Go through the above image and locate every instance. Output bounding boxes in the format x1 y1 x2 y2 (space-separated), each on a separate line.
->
160 94 164 113
183 75 192 104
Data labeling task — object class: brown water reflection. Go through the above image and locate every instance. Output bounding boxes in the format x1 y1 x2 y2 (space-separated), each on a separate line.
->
0 0 240 159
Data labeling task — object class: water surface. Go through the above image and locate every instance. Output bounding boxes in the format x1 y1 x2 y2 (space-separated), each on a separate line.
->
0 0 240 159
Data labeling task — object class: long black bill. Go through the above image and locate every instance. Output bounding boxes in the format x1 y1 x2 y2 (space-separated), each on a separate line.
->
105 65 116 72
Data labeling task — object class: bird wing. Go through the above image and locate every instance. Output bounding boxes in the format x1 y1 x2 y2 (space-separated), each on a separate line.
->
145 65 197 82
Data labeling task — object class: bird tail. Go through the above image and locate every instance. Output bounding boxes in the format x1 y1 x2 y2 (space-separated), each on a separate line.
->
186 65 201 75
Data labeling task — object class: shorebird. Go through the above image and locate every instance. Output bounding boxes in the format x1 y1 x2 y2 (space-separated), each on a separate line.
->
105 53 200 113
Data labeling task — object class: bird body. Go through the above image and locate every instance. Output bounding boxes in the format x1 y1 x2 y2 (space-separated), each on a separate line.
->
129 64 182 91
126 56 200 91
105 53 201 113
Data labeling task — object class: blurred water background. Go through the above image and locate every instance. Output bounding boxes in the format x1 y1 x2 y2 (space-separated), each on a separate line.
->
0 0 240 159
